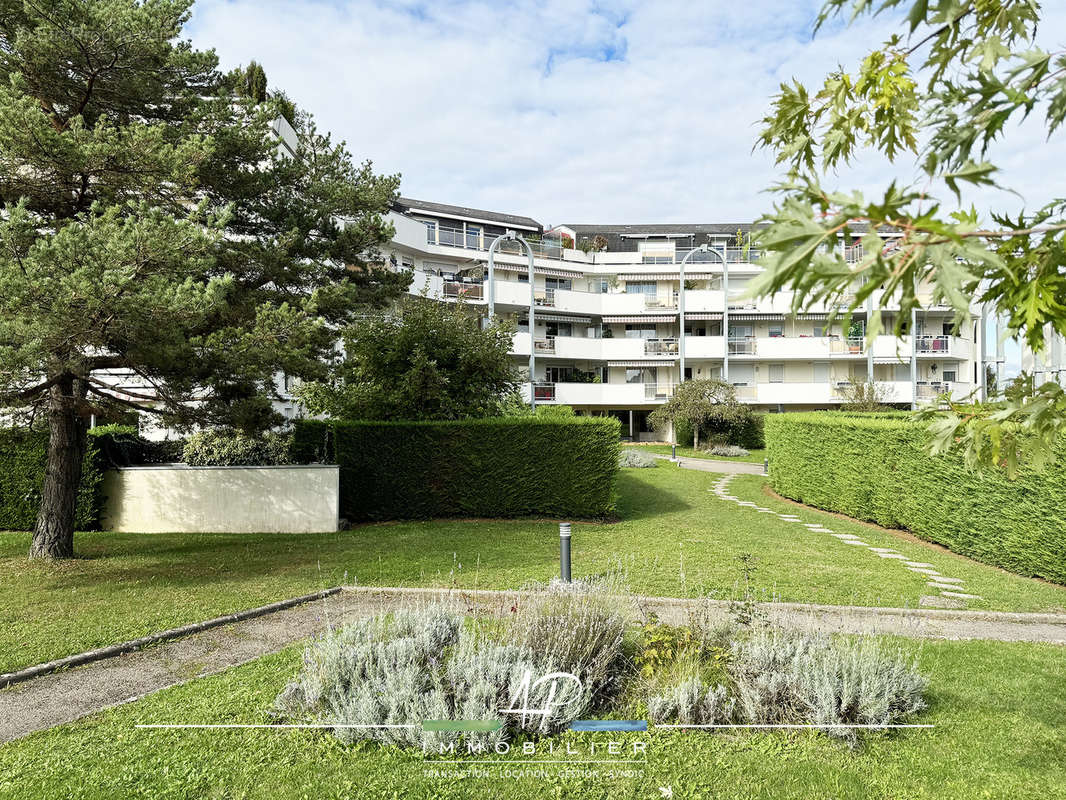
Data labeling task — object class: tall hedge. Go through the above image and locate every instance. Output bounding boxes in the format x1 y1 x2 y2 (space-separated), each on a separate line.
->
766 412 1066 584
0 428 111 531
293 417 621 521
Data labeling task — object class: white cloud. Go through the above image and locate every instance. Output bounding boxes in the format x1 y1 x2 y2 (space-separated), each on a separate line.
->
187 0 1066 226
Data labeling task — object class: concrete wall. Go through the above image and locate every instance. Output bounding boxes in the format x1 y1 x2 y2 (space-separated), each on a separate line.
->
102 465 339 533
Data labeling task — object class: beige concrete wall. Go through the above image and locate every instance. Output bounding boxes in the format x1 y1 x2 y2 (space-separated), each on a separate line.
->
102 465 339 533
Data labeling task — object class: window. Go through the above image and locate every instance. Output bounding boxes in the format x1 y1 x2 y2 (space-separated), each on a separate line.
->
545 322 572 338
769 364 784 383
598 278 609 294
423 219 437 243
943 369 957 383
625 281 658 295
545 277 572 291
768 324 784 338
813 323 826 337
545 366 574 382
625 324 657 339
400 255 414 269
626 367 657 384
465 225 481 249
728 324 753 340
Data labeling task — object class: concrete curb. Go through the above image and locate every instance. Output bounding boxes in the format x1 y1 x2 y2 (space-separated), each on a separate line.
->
0 587 342 690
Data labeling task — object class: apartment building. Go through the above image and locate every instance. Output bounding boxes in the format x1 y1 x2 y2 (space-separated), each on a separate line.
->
382 197 992 439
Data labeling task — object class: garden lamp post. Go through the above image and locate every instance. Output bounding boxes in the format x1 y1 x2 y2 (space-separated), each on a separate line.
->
487 230 537 410
672 244 711 459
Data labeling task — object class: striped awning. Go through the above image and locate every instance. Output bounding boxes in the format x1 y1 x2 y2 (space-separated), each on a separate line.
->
536 266 585 278
726 313 786 321
607 360 676 368
619 271 719 280
795 312 829 319
521 313 592 324
684 312 722 321
601 314 676 324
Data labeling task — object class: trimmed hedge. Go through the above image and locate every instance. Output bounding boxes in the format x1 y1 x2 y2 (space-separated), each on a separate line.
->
0 428 111 531
183 429 293 466
293 417 621 521
766 412 1066 584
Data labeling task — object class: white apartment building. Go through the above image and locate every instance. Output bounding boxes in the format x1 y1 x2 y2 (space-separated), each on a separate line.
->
379 197 996 440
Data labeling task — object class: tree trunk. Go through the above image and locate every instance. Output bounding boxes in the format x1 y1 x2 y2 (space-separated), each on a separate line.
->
30 378 88 560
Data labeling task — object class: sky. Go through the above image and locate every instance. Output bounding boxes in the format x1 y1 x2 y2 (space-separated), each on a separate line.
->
186 0 1065 233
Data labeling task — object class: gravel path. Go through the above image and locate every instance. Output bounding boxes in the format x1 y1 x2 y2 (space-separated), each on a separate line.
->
653 455 766 474
2 586 1064 744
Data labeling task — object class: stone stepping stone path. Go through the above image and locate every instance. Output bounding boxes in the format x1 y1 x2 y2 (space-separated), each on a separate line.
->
709 473 982 606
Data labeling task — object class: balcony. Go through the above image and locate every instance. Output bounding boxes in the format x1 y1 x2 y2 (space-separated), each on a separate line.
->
534 287 556 307
728 337 756 355
427 224 572 261
443 280 484 300
916 381 975 401
644 292 678 310
644 338 679 356
525 382 675 405
533 337 556 354
829 336 865 355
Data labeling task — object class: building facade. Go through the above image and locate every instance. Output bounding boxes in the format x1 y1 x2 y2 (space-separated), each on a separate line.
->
376 197 992 439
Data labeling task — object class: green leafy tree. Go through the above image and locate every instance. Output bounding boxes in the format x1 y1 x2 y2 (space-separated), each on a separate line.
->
837 379 894 412
649 379 749 448
296 297 519 421
0 0 407 559
754 0 1066 471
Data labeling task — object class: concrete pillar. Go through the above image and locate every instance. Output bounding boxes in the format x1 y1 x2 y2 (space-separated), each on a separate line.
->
629 410 634 439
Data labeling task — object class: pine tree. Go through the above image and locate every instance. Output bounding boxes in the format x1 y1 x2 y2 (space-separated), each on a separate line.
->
0 0 408 558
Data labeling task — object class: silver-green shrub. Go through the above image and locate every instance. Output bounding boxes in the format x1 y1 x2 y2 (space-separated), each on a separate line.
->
509 577 632 702
703 444 750 457
274 604 597 750
648 678 736 726
729 628 927 738
620 449 657 468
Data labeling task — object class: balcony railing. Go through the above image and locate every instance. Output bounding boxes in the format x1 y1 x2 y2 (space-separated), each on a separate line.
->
533 337 556 354
916 381 969 399
829 336 865 354
443 280 484 300
533 382 556 401
915 335 951 353
644 293 678 309
530 382 675 402
534 287 556 307
428 225 572 261
644 338 679 356
728 337 756 355
732 383 757 400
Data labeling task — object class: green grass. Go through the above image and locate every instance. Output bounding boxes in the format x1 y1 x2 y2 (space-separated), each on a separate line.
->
636 444 767 463
3 468 1065 673
2 637 1064 799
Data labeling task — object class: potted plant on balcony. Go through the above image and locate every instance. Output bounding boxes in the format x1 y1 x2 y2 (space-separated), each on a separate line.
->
847 320 864 353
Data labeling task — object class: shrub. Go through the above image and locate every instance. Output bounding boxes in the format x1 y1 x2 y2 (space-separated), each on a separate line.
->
729 628 926 738
275 603 598 750
183 429 294 467
703 444 750 458
766 412 1066 583
620 449 657 468
646 627 927 742
509 577 632 701
292 417 620 521
0 426 124 531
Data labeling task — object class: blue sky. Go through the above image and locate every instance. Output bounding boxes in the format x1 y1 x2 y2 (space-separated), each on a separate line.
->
186 0 1063 256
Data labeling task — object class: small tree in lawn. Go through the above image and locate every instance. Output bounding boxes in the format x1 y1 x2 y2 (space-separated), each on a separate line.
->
295 296 520 421
649 379 748 449
0 0 407 559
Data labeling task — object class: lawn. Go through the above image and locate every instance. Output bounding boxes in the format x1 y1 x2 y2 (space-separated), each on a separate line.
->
3 467 1065 673
1 636 1063 799
636 443 767 463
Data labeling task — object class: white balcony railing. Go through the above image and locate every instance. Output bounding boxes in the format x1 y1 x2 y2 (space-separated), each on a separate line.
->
533 337 556 354
644 338 679 356
728 337 756 355
829 336 865 354
442 280 484 300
